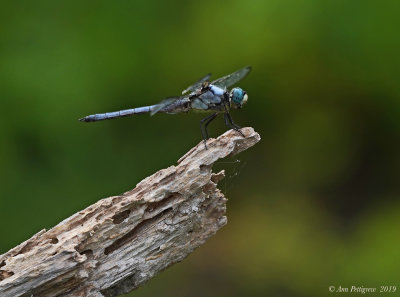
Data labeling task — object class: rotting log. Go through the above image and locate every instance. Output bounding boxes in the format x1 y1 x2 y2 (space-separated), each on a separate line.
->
0 127 260 297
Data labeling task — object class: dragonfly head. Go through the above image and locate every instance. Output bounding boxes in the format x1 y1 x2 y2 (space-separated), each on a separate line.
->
230 87 248 109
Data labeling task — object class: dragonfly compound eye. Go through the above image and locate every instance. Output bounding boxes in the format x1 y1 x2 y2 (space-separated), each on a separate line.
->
231 87 247 107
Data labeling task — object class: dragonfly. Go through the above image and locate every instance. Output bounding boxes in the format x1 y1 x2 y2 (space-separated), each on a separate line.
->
79 66 251 149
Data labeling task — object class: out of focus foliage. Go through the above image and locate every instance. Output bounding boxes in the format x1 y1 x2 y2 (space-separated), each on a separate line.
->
0 1 399 296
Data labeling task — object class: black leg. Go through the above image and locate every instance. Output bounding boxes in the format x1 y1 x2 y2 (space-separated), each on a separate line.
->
224 112 245 137
200 112 218 149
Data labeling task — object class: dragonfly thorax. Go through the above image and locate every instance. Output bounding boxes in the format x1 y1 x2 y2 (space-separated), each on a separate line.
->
230 87 248 109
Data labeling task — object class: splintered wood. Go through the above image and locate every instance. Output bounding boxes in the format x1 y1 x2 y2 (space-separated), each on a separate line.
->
0 127 260 297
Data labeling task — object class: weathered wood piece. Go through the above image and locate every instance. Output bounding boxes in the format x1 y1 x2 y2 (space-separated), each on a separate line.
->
0 127 260 297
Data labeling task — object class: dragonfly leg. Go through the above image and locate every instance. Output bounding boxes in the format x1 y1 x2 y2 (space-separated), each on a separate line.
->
200 112 218 149
224 112 245 137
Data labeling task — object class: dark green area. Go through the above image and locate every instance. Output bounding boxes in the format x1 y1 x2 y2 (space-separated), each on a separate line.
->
0 1 399 296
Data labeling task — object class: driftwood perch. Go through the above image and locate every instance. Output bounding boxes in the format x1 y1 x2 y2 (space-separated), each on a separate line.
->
0 127 260 297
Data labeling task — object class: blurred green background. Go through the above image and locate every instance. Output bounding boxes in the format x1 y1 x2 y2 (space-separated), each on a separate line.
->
1 0 399 296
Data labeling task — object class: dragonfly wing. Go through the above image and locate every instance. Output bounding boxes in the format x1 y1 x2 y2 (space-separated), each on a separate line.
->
182 73 212 95
150 97 181 116
211 66 251 88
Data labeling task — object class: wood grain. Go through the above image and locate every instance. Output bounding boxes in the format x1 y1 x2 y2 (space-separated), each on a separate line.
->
0 127 260 297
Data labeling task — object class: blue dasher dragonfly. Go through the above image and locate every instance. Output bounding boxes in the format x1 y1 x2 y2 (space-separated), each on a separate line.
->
79 66 251 148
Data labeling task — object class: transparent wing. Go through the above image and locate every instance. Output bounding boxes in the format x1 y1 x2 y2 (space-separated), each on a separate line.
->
150 97 181 116
182 73 212 95
211 66 251 88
